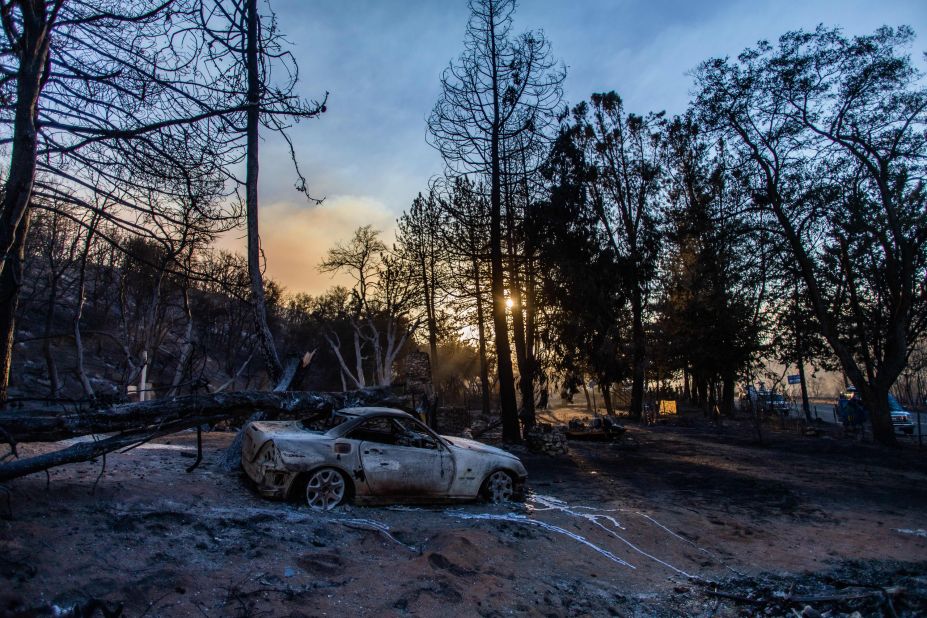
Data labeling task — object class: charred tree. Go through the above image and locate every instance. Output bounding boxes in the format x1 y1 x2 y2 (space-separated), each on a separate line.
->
0 211 30 403
428 0 563 441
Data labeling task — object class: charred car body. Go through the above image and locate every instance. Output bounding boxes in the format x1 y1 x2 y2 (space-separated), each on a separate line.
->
241 407 527 510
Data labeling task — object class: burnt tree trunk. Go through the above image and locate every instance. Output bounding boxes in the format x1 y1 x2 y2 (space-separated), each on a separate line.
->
244 0 283 385
601 383 614 415
859 383 895 444
0 3 51 276
0 4 54 398
490 141 518 442
73 214 97 399
470 231 491 417
504 156 536 431
487 13 518 442
42 261 61 398
0 213 30 403
168 284 195 397
695 377 707 410
721 372 735 416
504 192 530 430
518 147 538 428
419 249 439 384
628 278 645 422
797 358 812 422
522 252 537 425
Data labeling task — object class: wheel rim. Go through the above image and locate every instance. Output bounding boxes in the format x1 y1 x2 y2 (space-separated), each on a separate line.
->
487 471 514 503
305 468 346 511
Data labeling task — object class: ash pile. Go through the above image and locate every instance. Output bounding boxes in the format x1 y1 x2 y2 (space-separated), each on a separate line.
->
525 423 568 455
692 560 927 618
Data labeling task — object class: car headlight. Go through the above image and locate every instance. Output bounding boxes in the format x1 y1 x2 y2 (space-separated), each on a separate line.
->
261 443 281 466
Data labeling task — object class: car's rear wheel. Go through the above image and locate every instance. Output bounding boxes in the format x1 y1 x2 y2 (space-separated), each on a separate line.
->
304 467 348 511
482 470 515 504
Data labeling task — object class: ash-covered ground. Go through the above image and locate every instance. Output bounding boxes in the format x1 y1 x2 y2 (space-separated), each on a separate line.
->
2 405 926 617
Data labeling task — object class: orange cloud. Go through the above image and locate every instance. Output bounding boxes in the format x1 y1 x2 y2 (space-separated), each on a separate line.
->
215 195 397 296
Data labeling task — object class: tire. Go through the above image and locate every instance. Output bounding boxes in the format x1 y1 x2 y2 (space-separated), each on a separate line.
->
481 470 515 504
303 467 349 511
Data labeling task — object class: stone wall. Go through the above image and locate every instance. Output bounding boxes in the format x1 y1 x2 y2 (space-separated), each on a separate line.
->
525 423 568 455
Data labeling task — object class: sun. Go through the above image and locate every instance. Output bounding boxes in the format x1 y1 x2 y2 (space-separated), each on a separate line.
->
505 298 514 309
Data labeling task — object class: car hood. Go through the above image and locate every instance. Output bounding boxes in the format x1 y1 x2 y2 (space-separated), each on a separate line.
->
442 436 520 460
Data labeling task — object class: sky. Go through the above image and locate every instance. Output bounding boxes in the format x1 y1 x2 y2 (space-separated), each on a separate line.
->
219 0 927 295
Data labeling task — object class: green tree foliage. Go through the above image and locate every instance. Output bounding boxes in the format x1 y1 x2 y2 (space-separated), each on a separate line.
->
534 106 632 414
694 26 927 444
655 115 764 413
396 192 446 381
544 93 664 420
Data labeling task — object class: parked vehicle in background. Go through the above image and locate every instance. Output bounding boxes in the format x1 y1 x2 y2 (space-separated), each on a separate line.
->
742 385 791 416
888 395 915 435
835 388 915 435
759 392 790 416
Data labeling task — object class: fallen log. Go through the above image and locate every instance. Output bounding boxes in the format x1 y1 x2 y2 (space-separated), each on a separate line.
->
0 387 408 444
0 421 190 482
0 387 412 482
212 350 318 472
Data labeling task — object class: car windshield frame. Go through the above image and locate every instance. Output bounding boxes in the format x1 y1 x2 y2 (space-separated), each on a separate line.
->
405 415 453 448
321 410 447 443
342 413 450 450
298 410 352 433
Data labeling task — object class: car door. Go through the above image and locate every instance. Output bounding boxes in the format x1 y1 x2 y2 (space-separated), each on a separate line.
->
351 416 453 497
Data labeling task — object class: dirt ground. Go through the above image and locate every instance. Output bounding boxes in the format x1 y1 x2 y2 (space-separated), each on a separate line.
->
2 404 927 617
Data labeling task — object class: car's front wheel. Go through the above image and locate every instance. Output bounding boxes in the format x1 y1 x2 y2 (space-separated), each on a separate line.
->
304 467 348 511
482 470 515 504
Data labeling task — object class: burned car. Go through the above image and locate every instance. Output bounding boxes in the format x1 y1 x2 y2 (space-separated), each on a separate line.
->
241 407 527 510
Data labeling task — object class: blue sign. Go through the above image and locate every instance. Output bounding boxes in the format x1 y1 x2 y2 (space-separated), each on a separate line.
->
787 374 801 385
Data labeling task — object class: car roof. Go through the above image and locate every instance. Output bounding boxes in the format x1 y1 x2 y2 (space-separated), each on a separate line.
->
336 406 414 419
